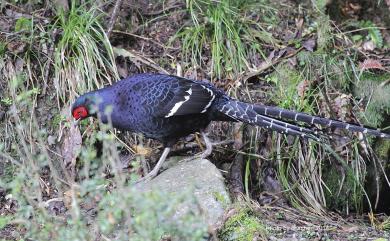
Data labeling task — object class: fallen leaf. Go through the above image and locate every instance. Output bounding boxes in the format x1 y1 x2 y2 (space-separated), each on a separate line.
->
349 2 362 11
359 59 384 70
7 41 27 55
108 212 116 224
302 38 316 52
63 188 80 209
333 94 352 121
287 56 297 67
297 80 310 97
362 40 375 51
47 135 56 146
341 2 361 17
295 17 304 30
117 64 129 78
61 124 82 168
341 225 359 233
132 145 152 156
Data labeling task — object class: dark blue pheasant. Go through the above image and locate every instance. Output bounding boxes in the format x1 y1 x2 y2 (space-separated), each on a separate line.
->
72 73 390 180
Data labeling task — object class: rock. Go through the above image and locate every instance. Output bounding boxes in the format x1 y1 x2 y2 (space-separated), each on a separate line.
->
136 158 231 226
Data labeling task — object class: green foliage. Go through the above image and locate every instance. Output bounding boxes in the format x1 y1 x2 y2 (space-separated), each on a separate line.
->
1 97 12 106
348 20 383 48
315 15 333 50
178 0 278 79
379 217 390 231
374 139 390 160
0 216 12 230
270 48 376 215
353 73 390 127
0 65 207 240
0 41 6 56
267 63 315 113
52 2 118 103
218 207 267 241
322 155 364 214
312 0 328 12
297 51 355 91
15 17 33 32
360 21 383 48
98 188 208 241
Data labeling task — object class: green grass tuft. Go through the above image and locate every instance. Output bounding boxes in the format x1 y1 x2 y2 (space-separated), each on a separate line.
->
52 2 118 105
178 0 278 79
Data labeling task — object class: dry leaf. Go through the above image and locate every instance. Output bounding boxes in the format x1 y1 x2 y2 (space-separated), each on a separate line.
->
333 94 352 121
108 212 116 224
362 41 375 51
302 38 316 52
61 124 82 168
295 18 304 30
341 225 359 233
287 56 297 67
47 135 56 146
359 59 384 70
132 144 152 156
63 188 80 209
297 80 310 97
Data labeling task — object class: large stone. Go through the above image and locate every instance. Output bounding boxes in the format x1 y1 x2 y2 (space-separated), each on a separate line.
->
136 158 231 226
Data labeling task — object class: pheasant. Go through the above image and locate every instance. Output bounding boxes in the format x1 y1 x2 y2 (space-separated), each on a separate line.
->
72 73 390 181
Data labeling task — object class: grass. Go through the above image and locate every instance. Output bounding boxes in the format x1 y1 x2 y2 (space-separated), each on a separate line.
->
52 2 118 105
0 2 209 240
177 0 278 79
266 11 390 215
1 0 390 239
1 74 209 240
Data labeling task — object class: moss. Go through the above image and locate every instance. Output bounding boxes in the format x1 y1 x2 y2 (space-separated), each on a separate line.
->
322 161 363 214
267 63 315 114
360 72 390 83
213 191 229 207
353 73 390 127
0 162 18 185
374 139 390 161
218 207 267 241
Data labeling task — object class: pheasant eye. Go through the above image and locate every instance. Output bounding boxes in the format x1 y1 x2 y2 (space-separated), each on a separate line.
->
72 106 88 120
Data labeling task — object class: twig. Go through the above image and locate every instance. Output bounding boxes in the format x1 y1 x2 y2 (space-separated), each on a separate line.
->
230 122 245 200
43 197 63 207
113 47 169 74
42 29 59 95
4 2 47 20
112 30 179 50
106 0 124 38
139 3 183 16
241 47 304 83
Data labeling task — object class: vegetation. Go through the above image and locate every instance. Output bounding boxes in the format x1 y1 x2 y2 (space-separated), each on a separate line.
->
178 0 278 79
1 0 390 240
218 206 267 241
52 2 118 104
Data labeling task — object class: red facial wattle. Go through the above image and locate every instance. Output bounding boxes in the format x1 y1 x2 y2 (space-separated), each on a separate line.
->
72 106 88 120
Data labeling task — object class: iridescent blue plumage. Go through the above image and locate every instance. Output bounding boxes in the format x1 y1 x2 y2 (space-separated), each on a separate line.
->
72 73 390 143
71 73 390 180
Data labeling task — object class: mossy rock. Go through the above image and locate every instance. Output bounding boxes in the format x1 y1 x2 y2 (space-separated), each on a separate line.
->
218 207 267 241
322 161 363 214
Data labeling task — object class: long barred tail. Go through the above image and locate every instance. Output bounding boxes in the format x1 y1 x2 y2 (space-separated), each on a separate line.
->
217 100 390 140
